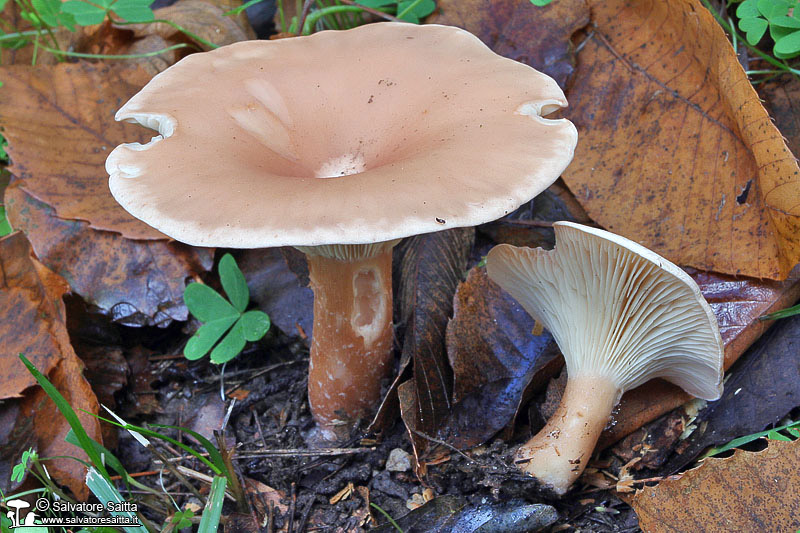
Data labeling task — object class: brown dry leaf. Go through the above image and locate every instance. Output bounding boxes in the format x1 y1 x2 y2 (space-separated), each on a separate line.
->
0 232 72 398
430 0 590 88
22 354 102 501
397 228 474 450
440 267 562 449
6 182 212 326
127 0 255 49
630 439 800 532
0 62 162 240
561 0 800 279
122 34 178 76
244 477 288 518
436 0 800 279
600 271 800 447
0 232 101 499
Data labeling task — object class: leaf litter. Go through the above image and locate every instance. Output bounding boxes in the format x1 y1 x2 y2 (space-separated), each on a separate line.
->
0 0 799 530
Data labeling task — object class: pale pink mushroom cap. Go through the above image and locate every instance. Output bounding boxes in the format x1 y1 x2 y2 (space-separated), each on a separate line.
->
105 22 578 248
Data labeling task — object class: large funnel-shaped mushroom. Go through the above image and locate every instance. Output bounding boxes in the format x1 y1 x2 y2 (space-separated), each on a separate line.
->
106 23 578 439
487 222 723 494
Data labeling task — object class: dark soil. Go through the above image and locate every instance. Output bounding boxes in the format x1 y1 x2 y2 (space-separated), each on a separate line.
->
88 316 643 533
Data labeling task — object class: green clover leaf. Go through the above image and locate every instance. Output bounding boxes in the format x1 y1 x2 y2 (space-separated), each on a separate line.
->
183 253 270 364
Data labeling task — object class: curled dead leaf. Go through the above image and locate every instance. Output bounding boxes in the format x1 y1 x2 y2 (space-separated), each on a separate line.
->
395 229 473 461
123 34 178 76
436 0 800 279
0 232 72 398
6 182 213 326
442 267 562 449
0 232 101 500
125 0 255 49
561 0 800 279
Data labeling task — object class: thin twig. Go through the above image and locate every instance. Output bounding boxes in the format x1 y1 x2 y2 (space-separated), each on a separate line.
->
108 470 161 480
148 444 207 504
297 498 315 533
267 500 275 533
216 431 249 512
174 466 236 501
408 428 477 464
252 406 271 449
224 359 307 396
237 447 375 457
287 482 297 533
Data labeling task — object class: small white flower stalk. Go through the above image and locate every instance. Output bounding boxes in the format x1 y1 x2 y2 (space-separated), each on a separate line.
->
487 222 724 495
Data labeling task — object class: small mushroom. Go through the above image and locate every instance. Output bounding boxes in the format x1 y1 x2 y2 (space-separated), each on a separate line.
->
486 221 723 495
6 499 30 526
106 23 578 439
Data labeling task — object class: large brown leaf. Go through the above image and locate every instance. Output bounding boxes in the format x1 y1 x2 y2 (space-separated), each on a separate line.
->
0 62 162 240
0 232 101 499
629 439 800 532
436 0 800 279
6 182 213 326
561 0 800 279
0 232 71 398
430 0 590 89
396 229 474 458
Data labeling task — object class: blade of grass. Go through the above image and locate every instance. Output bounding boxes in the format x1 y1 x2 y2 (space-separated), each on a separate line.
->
760 303 800 320
65 429 128 482
39 42 191 59
149 424 227 475
223 0 265 16
301 5 365 33
704 420 800 457
198 477 227 533
19 354 111 480
370 502 404 533
86 468 150 533
88 414 222 475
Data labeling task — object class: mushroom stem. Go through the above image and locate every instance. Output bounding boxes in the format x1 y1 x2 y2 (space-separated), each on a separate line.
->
515 374 619 495
300 241 399 440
